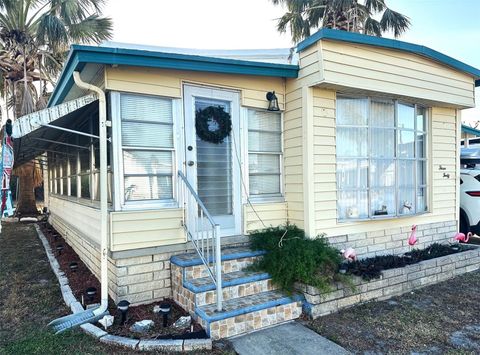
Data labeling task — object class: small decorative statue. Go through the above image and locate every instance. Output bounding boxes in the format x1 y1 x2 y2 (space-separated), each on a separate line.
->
402 201 412 214
347 207 359 218
454 232 471 243
408 225 418 246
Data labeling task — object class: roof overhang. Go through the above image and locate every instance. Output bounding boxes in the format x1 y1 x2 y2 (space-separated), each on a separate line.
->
462 124 480 137
297 29 480 87
13 94 99 166
48 45 300 107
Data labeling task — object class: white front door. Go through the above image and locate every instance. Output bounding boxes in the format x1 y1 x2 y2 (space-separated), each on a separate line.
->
183 85 242 237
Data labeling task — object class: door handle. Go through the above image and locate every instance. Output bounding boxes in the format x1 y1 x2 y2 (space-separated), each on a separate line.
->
187 161 195 166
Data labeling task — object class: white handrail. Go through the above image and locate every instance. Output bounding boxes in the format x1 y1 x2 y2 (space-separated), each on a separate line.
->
178 171 223 311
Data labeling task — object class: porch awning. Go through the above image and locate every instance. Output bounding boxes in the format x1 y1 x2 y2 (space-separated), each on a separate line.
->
12 94 99 166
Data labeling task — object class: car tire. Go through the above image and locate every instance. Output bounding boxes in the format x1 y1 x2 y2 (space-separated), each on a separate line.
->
460 213 470 235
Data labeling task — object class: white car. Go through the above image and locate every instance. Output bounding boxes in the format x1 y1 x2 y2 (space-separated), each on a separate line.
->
460 147 480 235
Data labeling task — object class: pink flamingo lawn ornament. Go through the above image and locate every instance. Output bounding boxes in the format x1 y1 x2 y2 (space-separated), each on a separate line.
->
454 232 472 243
408 225 418 246
342 247 357 261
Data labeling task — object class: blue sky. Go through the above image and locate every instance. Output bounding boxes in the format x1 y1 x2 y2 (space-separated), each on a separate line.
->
104 0 480 121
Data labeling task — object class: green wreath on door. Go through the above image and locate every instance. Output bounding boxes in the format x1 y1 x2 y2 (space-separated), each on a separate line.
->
195 106 232 144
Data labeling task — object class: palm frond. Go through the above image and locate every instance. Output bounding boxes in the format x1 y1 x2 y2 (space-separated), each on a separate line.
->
67 14 112 44
364 17 381 36
380 8 411 37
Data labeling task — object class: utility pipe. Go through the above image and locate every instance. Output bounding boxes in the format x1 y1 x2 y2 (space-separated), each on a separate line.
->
72 71 109 316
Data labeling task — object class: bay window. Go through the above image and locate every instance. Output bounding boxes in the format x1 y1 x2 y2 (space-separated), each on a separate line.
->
336 96 428 220
119 93 174 203
247 109 282 198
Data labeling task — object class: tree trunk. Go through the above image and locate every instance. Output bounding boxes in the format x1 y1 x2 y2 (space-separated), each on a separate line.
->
16 164 38 216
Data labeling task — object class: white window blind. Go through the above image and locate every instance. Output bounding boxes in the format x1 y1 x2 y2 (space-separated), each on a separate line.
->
120 94 174 202
336 96 428 220
248 110 282 197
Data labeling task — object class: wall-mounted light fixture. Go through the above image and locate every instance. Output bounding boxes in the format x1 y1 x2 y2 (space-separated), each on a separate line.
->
266 91 280 111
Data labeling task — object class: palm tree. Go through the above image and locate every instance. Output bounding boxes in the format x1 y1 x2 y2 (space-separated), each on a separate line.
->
272 0 411 43
0 0 112 215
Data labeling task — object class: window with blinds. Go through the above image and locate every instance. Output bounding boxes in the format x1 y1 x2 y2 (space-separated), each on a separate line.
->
248 110 282 197
120 94 174 202
336 96 428 220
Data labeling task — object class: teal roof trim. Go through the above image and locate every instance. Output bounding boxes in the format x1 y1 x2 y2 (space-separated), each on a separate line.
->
462 124 480 137
48 45 299 107
297 29 480 87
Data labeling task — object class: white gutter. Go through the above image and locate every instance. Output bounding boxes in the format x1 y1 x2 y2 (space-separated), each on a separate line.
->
72 71 109 316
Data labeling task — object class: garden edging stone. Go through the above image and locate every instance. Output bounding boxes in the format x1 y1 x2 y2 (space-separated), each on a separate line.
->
300 245 480 319
34 224 212 352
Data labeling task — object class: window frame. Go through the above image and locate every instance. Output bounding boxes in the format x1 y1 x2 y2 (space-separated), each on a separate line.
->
244 108 284 203
111 91 180 211
336 95 429 222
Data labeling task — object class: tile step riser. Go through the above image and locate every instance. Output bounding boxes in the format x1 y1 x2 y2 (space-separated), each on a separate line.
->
194 278 278 309
183 256 260 280
199 301 303 339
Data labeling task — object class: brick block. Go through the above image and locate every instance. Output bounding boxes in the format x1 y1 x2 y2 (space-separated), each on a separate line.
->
368 244 386 253
183 339 213 351
138 339 183 351
388 274 408 285
407 270 426 281
367 279 388 291
117 273 153 286
360 289 383 302
154 270 171 281
311 301 338 317
126 290 153 303
100 335 139 349
382 284 403 297
348 232 367 241
154 288 171 299
128 280 164 294
441 263 455 273
337 295 361 308
374 236 392 244
128 262 164 275
116 255 153 267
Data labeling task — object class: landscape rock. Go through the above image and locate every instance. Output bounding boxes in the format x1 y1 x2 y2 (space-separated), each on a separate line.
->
130 319 154 333
173 315 191 329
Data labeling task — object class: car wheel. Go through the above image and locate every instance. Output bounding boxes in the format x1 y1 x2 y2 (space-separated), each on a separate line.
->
460 213 470 235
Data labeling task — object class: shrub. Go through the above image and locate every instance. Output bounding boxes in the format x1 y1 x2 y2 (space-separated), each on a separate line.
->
248 225 345 293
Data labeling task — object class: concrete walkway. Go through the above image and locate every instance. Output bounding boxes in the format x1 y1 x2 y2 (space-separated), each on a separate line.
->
230 321 351 355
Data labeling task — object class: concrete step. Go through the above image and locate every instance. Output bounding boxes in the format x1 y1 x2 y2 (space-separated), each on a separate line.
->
170 247 265 280
195 290 303 339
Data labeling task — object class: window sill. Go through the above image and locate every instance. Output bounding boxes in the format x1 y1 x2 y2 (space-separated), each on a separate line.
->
120 200 179 211
247 196 285 204
338 210 431 223
49 194 112 210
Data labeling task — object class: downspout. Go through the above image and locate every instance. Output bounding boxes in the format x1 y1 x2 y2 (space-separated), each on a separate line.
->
72 71 109 316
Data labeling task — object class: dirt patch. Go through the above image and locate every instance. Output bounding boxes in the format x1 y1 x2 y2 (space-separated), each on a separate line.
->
307 270 480 354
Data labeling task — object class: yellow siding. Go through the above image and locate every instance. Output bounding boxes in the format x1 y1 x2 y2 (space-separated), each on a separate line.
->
110 209 185 251
320 40 475 108
49 196 102 245
244 202 288 233
105 66 285 110
312 88 460 237
284 81 305 228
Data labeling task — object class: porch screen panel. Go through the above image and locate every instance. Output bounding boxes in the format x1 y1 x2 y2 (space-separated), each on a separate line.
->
336 96 429 220
248 110 282 197
120 94 174 202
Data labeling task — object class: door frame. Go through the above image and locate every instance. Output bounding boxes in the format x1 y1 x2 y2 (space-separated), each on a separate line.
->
183 84 243 237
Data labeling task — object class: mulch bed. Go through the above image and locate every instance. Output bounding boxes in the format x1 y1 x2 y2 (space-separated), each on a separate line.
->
38 220 205 340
